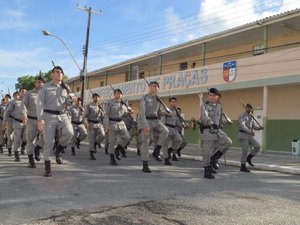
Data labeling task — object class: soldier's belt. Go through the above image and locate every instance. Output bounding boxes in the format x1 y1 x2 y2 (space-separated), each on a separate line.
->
13 117 23 123
109 118 123 122
44 109 66 115
146 116 159 120
88 119 100 124
27 115 37 120
239 129 248 134
72 121 83 125
165 123 176 128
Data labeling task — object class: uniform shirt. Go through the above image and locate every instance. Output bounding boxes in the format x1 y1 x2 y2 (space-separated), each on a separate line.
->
22 88 38 118
4 98 23 121
0 103 6 121
200 102 223 127
238 112 260 134
84 102 104 123
37 81 71 120
165 108 181 127
104 99 128 129
69 104 85 123
139 93 163 129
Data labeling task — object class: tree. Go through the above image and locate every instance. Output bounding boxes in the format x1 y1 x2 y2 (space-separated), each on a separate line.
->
15 70 68 90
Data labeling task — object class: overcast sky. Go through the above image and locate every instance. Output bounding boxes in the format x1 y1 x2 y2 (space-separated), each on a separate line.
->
0 0 299 93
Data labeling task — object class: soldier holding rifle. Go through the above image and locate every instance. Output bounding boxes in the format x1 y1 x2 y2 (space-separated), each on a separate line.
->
199 88 232 179
139 80 169 173
238 102 263 172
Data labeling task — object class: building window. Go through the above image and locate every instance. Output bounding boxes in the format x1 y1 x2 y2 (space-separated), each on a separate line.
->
100 81 105 87
76 87 80 92
180 62 188 71
252 44 266 56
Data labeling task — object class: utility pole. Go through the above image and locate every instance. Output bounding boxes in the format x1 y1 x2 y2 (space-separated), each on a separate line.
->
77 4 101 105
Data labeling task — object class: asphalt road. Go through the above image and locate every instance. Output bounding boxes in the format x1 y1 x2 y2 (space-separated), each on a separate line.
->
0 146 299 225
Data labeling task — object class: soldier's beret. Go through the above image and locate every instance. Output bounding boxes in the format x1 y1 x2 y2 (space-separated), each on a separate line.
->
246 103 253 109
208 87 219 96
35 75 45 83
52 66 64 75
114 88 123 94
77 97 82 101
5 94 11 99
92 93 99 97
149 81 159 88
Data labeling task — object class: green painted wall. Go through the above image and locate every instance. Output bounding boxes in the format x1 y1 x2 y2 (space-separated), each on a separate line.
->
183 120 300 153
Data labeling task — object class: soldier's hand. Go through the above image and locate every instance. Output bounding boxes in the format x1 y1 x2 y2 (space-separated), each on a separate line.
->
105 127 109 133
2 122 7 130
22 116 28 125
37 120 44 131
143 127 150 134
250 131 255 136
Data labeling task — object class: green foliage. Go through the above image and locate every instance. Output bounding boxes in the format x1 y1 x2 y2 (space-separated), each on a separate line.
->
15 70 68 90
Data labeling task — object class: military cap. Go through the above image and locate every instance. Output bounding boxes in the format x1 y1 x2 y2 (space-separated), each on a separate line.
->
114 88 123 94
246 103 253 109
52 66 64 74
5 94 11 99
35 75 45 83
92 93 99 97
208 87 219 96
77 97 82 101
149 81 160 88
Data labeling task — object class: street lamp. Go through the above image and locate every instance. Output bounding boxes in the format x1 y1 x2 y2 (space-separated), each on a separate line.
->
42 29 85 104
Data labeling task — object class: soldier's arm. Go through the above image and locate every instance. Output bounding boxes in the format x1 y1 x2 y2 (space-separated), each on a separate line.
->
239 115 252 134
3 101 13 121
103 101 110 130
37 86 46 121
139 97 148 130
200 104 213 126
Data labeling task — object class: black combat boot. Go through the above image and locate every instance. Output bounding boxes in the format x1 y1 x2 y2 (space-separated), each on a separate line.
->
210 163 217 174
152 145 162 161
8 148 12 156
28 154 36 168
114 145 121 160
34 145 41 161
177 147 183 158
167 147 173 159
71 147 76 156
240 163 250 172
89 151 96 160
105 147 108 155
118 144 127 158
142 161 151 173
0 144 3 153
211 150 224 170
44 160 52 177
172 153 179 161
247 154 255 166
76 138 80 149
14 151 20 162
204 166 215 179
55 145 64 164
164 158 172 166
109 154 118 165
137 149 141 156
93 142 97 153
21 141 26 154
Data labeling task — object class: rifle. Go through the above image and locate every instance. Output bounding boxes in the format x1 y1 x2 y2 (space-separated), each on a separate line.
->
109 85 133 113
239 98 263 129
168 90 189 128
142 77 171 113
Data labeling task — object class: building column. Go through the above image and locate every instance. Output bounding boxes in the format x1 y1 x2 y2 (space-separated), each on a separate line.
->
159 55 163 75
262 86 268 153
105 70 108 85
128 64 132 81
202 42 206 66
264 25 268 53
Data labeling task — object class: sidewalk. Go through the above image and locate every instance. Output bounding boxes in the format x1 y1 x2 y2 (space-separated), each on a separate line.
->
173 144 300 175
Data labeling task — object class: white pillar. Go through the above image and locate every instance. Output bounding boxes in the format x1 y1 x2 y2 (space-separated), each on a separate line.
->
262 86 268 153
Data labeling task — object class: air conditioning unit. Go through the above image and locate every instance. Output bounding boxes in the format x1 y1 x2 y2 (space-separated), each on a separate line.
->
253 44 266 56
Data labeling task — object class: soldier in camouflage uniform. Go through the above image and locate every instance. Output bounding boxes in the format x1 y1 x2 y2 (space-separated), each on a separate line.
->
84 93 105 160
69 97 87 156
199 88 232 179
139 81 169 173
238 103 263 172
22 76 45 168
37 66 74 177
104 89 131 166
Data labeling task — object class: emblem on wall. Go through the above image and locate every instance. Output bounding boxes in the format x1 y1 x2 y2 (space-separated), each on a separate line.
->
223 60 237 82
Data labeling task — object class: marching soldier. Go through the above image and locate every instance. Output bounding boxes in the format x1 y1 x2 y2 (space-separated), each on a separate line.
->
84 93 105 160
163 97 183 165
175 107 188 158
3 91 25 162
37 66 74 177
199 88 232 179
0 98 8 153
19 87 27 154
22 76 45 168
238 103 263 172
68 97 87 155
4 94 13 156
104 89 131 166
139 81 169 173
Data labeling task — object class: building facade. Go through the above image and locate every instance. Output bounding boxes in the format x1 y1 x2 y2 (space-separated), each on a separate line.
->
66 9 300 153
